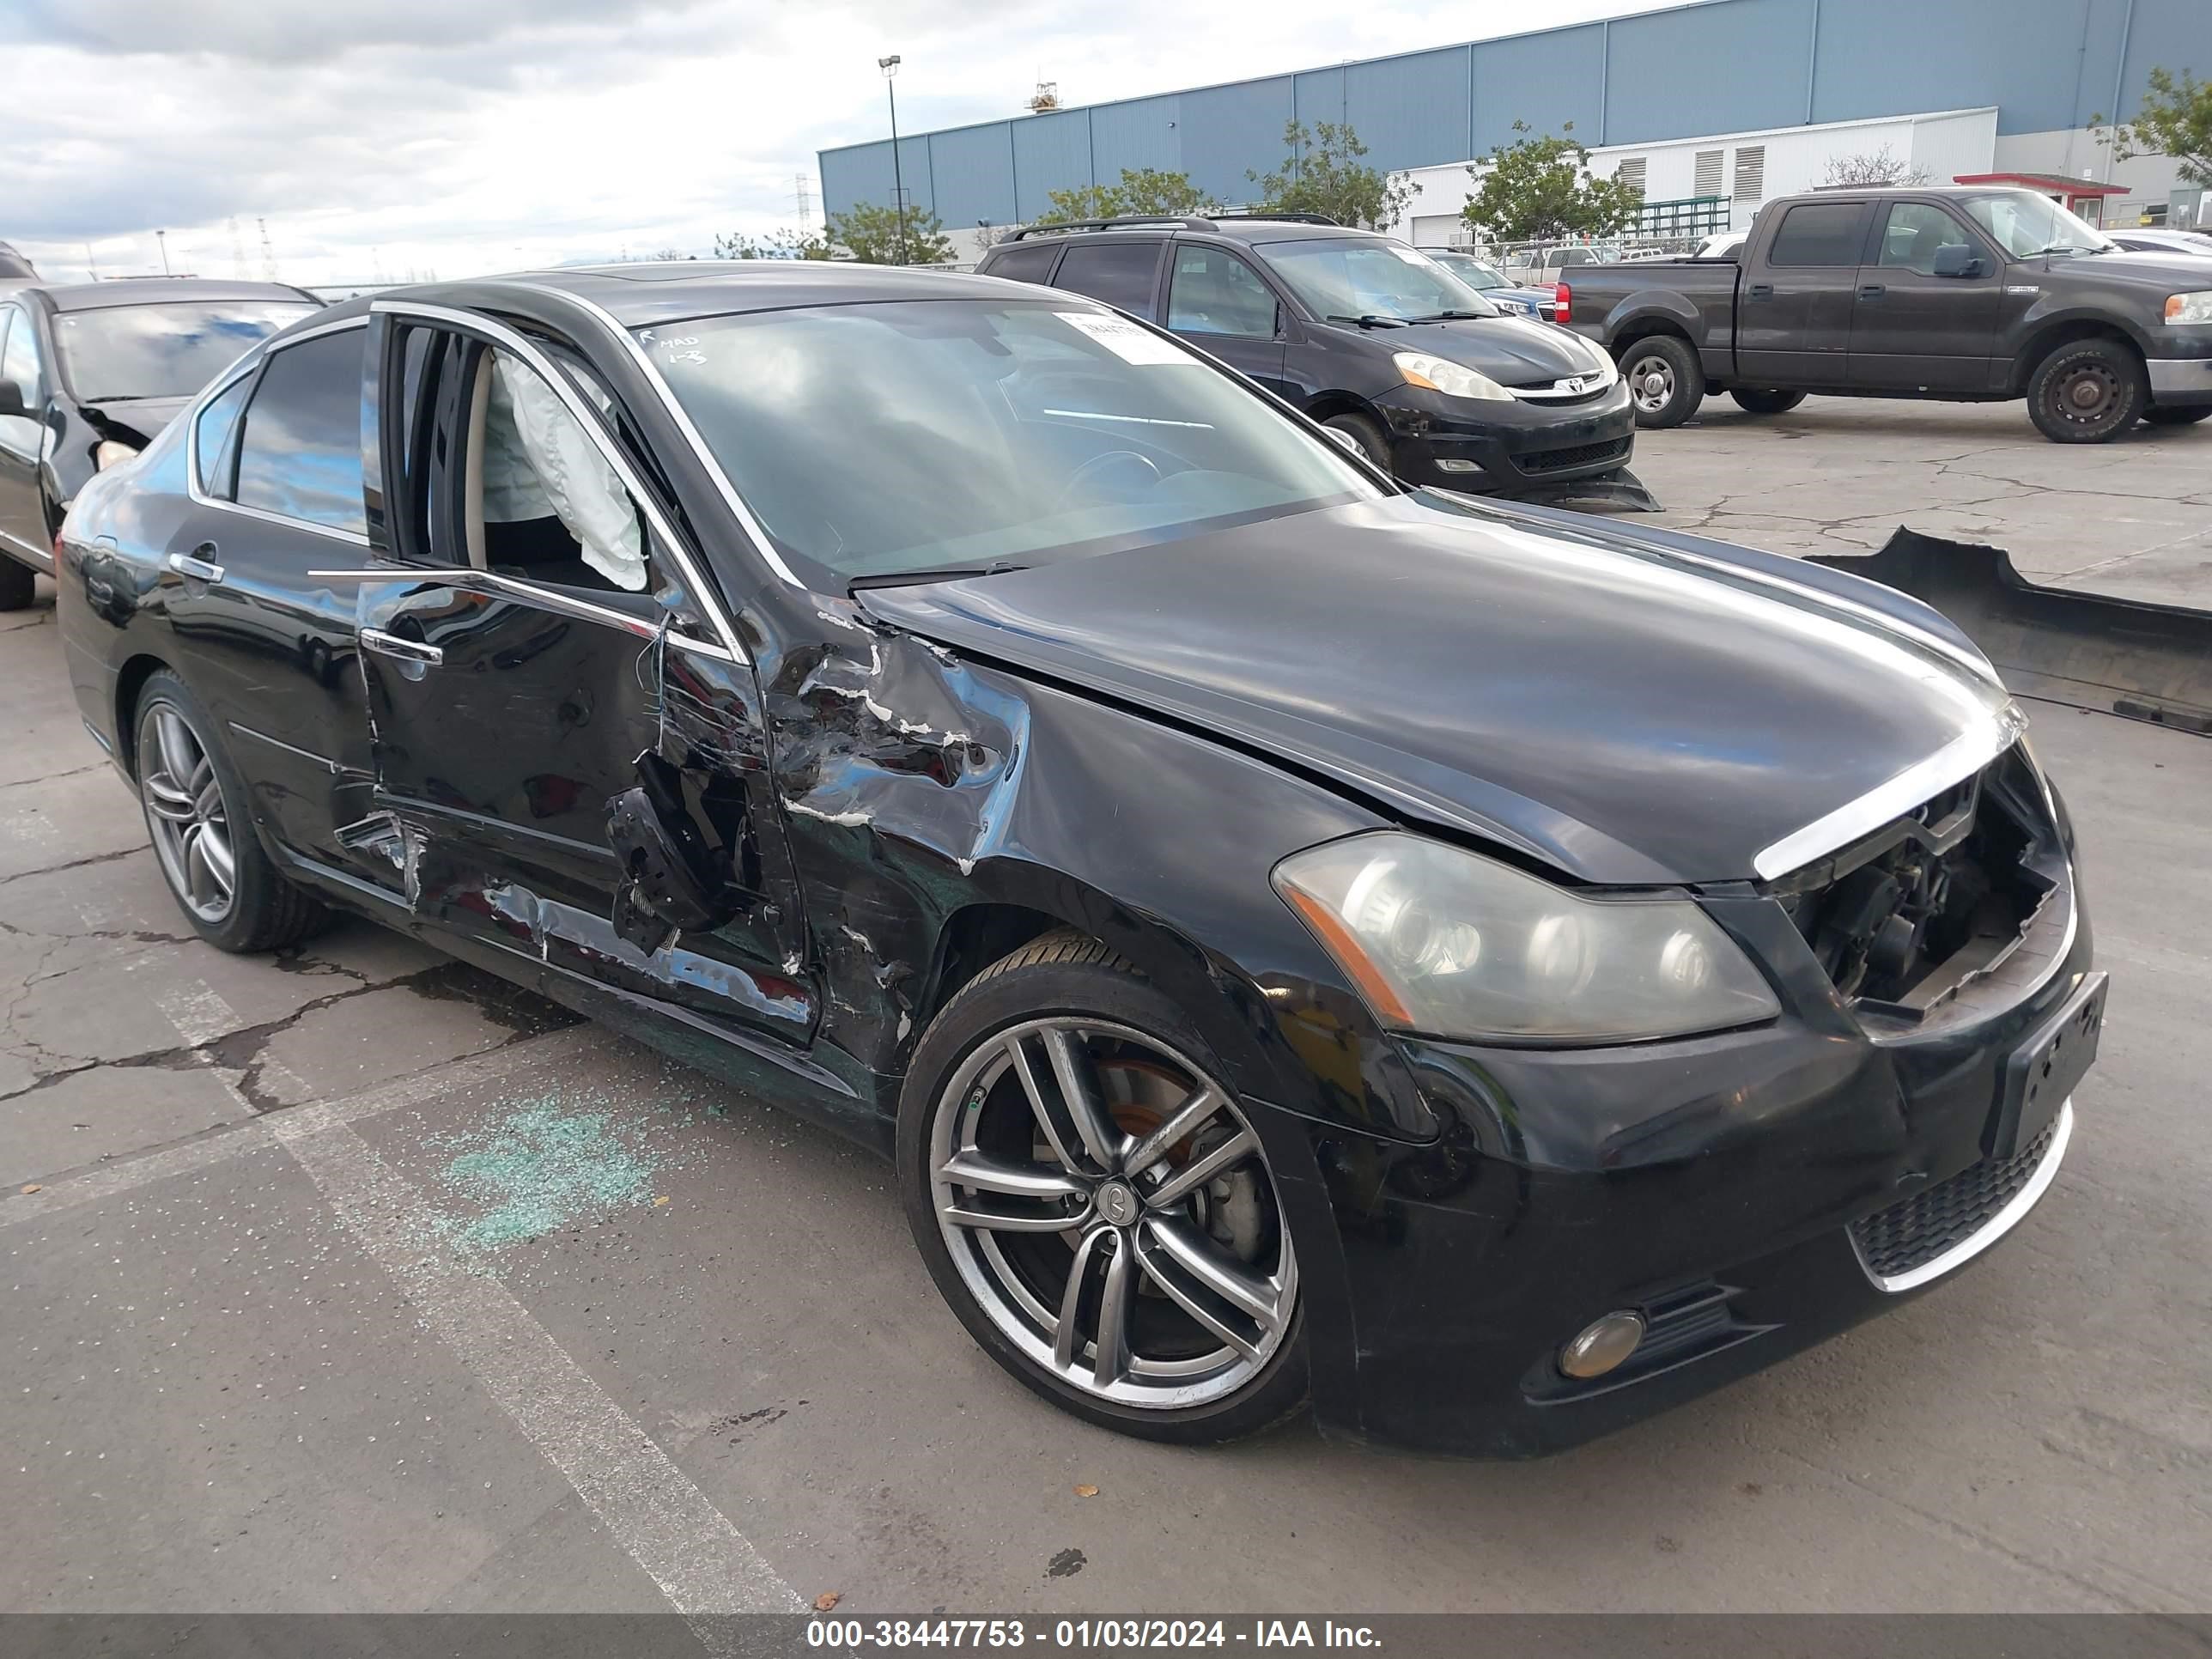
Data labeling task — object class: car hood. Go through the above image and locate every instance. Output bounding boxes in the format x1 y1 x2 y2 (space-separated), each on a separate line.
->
78 396 192 449
1381 313 1598 384
854 495 2016 884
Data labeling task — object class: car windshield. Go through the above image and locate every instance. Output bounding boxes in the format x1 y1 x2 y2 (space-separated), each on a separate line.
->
639 299 1382 586
1430 253 1508 289
1962 191 2116 258
1258 236 1502 322
54 301 319 401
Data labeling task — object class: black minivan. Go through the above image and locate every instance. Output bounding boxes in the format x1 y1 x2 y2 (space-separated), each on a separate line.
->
977 214 1639 498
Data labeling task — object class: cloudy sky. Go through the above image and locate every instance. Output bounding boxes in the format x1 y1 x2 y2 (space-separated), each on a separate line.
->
3 0 1676 286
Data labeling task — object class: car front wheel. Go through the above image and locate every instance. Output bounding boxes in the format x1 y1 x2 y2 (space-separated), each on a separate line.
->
1730 387 1806 416
0 554 33 611
2142 404 2212 427
1620 336 1705 428
898 931 1307 1443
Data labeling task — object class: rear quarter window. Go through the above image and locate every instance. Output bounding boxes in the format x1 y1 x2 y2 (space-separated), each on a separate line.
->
984 242 1060 285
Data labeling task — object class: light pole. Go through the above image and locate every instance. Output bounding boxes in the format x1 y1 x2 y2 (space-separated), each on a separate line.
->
155 229 170 276
878 54 907 265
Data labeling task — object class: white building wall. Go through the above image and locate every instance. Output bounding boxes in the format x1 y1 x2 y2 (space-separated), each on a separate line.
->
1395 108 2002 247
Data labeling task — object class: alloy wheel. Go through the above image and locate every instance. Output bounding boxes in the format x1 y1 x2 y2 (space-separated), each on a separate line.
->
1628 354 1676 415
138 701 236 924
929 1018 1297 1409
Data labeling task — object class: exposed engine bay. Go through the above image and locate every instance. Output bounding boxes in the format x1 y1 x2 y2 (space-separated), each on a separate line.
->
1771 745 2057 1015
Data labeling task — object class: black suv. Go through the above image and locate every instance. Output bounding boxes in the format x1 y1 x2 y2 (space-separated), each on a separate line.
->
976 214 1638 498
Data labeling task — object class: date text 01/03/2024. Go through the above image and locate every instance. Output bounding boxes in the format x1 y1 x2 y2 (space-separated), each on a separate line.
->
804 1619 1382 1649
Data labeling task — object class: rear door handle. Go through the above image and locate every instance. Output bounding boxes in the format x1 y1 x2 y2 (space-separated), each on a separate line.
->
1747 283 1773 299
167 544 224 583
360 627 444 667
1858 283 1887 301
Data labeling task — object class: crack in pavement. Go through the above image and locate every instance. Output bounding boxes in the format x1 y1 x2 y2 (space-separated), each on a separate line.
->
0 761 109 793
0 845 146 887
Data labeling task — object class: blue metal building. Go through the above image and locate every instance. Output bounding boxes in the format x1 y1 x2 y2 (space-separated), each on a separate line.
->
817 0 2203 228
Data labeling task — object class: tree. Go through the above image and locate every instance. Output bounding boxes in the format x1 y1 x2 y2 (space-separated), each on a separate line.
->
714 228 831 260
1246 122 1413 230
821 201 954 265
1820 145 1929 187
1034 168 1216 225
1461 122 1644 244
2094 66 2212 188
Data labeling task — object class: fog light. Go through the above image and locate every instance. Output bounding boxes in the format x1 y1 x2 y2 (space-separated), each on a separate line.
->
1559 1310 1645 1379
1434 458 1485 473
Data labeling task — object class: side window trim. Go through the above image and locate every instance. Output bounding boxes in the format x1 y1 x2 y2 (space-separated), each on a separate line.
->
368 297 749 665
192 316 374 546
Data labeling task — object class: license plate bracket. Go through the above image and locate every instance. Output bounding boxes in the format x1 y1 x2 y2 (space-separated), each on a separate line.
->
1987 970 2107 1160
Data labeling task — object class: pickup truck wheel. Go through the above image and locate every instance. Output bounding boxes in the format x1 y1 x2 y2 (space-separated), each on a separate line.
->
0 554 33 611
2142 404 2212 427
1729 388 1806 416
2027 339 2146 443
1620 337 1704 428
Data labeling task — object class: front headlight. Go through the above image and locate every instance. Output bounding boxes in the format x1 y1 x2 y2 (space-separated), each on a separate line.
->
94 440 139 471
1394 351 1513 402
1273 831 1780 1042
2164 291 2212 325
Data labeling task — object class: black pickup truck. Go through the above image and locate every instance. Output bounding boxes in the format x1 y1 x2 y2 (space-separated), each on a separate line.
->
1562 185 2212 442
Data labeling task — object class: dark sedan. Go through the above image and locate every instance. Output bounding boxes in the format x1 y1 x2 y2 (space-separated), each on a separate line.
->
56 263 2103 1455
0 277 320 609
977 215 1639 501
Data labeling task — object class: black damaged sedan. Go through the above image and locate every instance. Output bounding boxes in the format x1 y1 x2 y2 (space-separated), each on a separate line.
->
56 264 2104 1455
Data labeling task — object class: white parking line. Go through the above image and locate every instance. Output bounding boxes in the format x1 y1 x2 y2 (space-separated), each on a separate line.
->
127 981 799 1630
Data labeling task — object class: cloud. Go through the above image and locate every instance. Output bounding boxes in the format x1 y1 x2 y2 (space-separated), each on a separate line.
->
2 0 1666 284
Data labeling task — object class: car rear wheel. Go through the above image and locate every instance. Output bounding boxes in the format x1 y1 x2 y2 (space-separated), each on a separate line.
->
0 554 33 611
1321 411 1391 472
2027 338 2146 443
2142 404 2212 427
898 931 1307 1443
1729 388 1806 416
1620 336 1704 428
133 670 329 953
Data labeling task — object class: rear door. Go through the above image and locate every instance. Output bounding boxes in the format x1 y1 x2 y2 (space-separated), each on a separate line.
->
1847 199 2004 392
1163 242 1291 398
0 302 50 568
1734 199 1873 387
158 320 379 865
347 305 813 1051
1048 239 1165 321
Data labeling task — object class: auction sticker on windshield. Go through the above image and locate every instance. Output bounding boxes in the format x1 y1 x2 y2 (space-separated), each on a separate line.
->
1058 313 1189 364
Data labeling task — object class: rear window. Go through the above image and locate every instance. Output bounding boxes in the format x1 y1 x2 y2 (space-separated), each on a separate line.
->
1051 242 1163 319
53 300 320 402
985 242 1060 285
1766 203 1870 266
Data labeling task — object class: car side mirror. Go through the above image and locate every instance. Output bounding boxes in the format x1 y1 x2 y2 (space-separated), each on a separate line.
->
0 381 27 419
1931 245 1984 278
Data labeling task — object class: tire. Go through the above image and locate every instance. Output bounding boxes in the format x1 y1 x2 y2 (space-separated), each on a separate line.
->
1729 387 1807 416
1322 410 1391 472
131 669 330 953
897 929 1309 1444
2142 404 2212 427
0 554 33 611
2027 337 2146 443
1619 335 1705 428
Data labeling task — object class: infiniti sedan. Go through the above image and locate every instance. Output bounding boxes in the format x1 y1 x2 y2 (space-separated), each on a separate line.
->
55 263 2105 1455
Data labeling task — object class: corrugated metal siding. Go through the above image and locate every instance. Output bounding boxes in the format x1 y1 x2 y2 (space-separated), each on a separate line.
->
929 124 1018 229
1469 24 1605 156
895 136 934 215
1812 0 2091 132
1011 109 1093 222
1176 77 1296 204
834 0 2210 224
1604 0 1816 147
1089 94 1182 178
820 141 896 220
1293 67 1346 132
1344 48 1472 171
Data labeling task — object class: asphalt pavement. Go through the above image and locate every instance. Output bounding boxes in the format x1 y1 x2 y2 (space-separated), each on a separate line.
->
3 399 2209 1617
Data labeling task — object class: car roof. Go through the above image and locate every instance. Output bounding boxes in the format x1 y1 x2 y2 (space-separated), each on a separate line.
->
435 259 1067 324
989 216 1381 253
29 277 322 313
